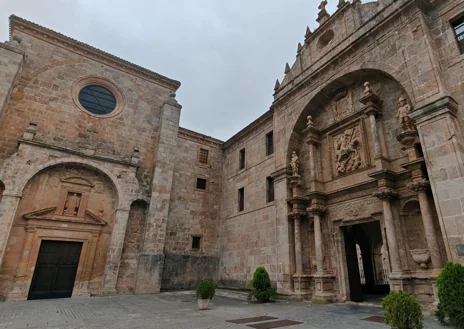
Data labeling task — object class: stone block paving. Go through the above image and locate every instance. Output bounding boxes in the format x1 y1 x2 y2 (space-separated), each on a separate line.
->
0 292 446 329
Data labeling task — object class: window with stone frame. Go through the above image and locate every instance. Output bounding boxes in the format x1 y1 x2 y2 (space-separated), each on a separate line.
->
266 131 274 156
266 176 275 203
196 177 207 191
239 148 246 170
238 187 245 212
191 236 202 250
198 148 209 165
452 15 464 53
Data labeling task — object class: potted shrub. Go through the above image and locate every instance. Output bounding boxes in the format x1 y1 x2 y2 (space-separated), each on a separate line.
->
248 266 277 303
381 290 423 329
196 280 216 310
436 262 464 328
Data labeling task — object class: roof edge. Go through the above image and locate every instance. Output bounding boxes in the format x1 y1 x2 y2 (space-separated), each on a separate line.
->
9 15 181 91
178 127 224 147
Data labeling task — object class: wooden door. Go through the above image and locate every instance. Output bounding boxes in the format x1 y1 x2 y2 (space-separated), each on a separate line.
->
28 240 82 300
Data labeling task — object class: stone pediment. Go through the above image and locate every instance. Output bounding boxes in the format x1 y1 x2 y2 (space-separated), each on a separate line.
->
23 207 107 226
61 177 94 187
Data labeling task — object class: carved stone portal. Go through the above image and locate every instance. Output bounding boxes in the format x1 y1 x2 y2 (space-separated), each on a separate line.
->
333 124 365 175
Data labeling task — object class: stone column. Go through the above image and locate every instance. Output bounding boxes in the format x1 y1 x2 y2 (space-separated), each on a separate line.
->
374 189 402 273
135 93 181 294
308 143 317 182
308 205 334 303
303 122 322 191
313 212 324 274
0 193 21 266
293 213 303 275
366 110 381 157
408 179 442 269
360 82 388 169
102 208 130 295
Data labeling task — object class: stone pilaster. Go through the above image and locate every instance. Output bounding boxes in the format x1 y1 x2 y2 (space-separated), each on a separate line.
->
303 124 322 191
135 94 181 294
409 96 464 263
0 193 22 266
101 208 130 295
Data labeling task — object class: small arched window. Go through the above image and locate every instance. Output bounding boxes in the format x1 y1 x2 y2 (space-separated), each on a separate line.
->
318 29 334 49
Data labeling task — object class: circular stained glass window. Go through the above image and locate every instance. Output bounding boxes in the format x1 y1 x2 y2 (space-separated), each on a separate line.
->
78 85 117 115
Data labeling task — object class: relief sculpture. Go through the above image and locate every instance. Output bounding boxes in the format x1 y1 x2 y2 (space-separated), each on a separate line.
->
334 125 363 175
332 88 354 122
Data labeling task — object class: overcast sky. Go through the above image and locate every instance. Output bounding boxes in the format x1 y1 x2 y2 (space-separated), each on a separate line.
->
0 0 344 141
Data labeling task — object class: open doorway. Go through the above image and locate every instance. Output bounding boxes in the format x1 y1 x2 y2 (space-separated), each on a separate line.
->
343 220 390 303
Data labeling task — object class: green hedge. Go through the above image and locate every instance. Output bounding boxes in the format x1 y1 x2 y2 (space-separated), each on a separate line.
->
381 290 423 329
436 262 464 328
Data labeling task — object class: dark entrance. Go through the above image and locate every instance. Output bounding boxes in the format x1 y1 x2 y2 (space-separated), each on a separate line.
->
28 240 82 300
343 221 390 302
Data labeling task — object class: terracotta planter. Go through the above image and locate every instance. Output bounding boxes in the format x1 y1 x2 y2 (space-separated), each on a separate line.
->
197 298 210 310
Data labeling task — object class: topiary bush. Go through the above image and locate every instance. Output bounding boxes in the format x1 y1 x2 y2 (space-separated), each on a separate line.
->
436 262 464 328
196 280 216 300
381 290 423 329
248 266 277 303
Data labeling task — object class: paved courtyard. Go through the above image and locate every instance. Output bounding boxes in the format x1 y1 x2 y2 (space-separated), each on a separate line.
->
0 291 446 329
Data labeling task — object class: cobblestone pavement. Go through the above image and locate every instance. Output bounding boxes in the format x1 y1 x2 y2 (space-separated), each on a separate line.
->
0 291 446 329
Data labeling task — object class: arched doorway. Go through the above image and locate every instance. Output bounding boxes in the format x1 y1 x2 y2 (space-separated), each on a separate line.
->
0 164 118 300
343 221 390 303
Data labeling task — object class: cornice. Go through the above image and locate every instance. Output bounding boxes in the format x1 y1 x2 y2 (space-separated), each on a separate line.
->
223 108 274 149
9 15 181 91
178 127 223 148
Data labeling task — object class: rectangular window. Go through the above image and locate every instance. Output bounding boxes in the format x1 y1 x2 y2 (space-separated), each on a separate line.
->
238 187 245 212
196 178 207 190
239 148 246 170
198 148 209 165
452 15 464 53
192 236 201 250
266 131 274 156
266 176 275 203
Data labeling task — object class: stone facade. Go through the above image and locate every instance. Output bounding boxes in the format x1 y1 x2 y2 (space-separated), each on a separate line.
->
0 0 463 311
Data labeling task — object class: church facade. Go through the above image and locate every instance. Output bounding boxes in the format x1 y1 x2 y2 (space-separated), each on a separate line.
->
0 0 463 309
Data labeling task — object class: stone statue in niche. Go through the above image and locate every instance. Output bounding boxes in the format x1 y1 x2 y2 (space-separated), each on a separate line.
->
397 97 415 132
63 192 82 216
334 126 363 174
290 151 300 176
306 115 314 128
364 81 372 96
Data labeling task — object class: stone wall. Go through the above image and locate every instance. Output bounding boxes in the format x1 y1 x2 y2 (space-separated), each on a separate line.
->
162 128 223 289
0 43 23 121
219 113 280 290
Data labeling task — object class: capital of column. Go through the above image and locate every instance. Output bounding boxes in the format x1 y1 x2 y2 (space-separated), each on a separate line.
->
407 178 430 193
308 205 328 216
302 125 321 146
291 210 306 221
373 189 398 201
363 104 382 118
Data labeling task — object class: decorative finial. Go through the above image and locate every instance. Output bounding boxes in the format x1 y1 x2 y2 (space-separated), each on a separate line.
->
274 79 281 91
285 63 291 74
297 42 302 53
363 81 372 96
338 0 347 8
318 0 328 11
305 27 313 44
